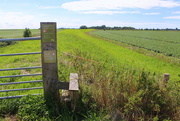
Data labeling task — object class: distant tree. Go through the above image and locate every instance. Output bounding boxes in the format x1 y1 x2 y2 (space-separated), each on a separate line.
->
101 25 106 30
23 28 32 37
121 26 135 30
80 25 88 29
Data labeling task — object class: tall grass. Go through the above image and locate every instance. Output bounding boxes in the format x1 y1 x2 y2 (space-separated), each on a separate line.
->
59 50 180 120
1 52 179 120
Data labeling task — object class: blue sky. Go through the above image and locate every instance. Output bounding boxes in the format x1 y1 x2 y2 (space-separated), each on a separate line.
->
0 0 180 29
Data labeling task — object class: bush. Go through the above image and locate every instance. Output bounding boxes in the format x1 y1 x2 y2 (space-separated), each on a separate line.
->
80 25 88 29
17 95 49 120
23 28 32 37
0 37 16 47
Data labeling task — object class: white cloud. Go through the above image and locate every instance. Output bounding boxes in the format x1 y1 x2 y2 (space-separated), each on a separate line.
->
80 10 160 15
0 12 23 15
39 6 60 9
0 11 37 29
61 0 180 11
164 16 180 19
143 13 160 15
173 11 180 14
80 11 140 15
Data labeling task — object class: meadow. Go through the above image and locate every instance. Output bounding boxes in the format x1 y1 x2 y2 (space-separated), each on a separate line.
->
0 29 180 120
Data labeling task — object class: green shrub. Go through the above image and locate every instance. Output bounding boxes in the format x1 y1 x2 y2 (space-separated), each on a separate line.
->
0 37 16 47
17 95 49 120
23 28 32 37
0 98 20 116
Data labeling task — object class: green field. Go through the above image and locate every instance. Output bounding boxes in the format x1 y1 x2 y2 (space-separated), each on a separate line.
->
58 29 180 81
0 29 40 38
0 29 180 120
92 30 180 58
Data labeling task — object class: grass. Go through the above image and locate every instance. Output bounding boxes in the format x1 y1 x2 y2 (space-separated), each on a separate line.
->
0 29 40 38
0 29 180 120
58 50 180 120
57 29 180 120
58 29 180 81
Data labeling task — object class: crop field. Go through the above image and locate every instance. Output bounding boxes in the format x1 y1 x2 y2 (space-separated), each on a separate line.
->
92 30 180 58
0 29 40 38
0 29 180 120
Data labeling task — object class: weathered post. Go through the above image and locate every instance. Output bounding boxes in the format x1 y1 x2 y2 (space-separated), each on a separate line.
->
163 73 170 83
41 22 60 117
160 73 170 90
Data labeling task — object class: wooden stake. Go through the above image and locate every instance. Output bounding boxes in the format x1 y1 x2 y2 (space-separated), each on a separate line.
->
163 73 170 83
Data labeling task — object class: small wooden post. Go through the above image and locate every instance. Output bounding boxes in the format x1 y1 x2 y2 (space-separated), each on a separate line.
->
163 73 170 83
41 22 60 116
69 73 79 109
61 73 79 109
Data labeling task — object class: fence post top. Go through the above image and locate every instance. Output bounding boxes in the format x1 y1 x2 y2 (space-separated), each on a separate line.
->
40 22 56 24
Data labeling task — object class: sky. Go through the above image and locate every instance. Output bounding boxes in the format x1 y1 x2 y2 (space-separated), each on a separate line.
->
0 0 180 29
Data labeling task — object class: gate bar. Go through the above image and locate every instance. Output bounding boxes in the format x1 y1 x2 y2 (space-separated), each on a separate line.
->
0 52 41 57
0 80 43 85
0 37 41 42
0 94 42 100
0 74 42 78
0 66 42 71
0 87 43 92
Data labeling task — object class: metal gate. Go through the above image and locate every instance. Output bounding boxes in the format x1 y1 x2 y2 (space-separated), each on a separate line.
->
0 36 42 99
0 22 79 110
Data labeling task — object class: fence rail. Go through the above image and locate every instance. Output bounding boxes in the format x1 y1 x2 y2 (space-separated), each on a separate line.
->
0 52 41 56
0 66 42 71
0 94 41 100
0 87 43 93
0 37 41 42
0 74 42 78
0 37 42 99
0 80 43 85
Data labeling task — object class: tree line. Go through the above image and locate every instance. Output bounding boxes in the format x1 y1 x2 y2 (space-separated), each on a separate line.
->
79 25 180 31
80 25 135 30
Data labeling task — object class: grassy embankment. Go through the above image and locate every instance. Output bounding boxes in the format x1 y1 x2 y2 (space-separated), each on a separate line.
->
59 29 180 81
0 29 179 120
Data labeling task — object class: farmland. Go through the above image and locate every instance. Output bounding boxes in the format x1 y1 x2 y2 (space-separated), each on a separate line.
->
0 29 180 120
92 30 180 58
0 29 40 38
